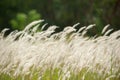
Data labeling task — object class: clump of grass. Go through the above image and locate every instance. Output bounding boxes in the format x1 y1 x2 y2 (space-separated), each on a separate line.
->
0 20 120 80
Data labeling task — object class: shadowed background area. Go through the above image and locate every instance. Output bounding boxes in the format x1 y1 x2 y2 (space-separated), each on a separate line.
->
0 0 120 35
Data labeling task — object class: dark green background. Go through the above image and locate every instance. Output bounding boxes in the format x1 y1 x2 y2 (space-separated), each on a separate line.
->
0 0 120 35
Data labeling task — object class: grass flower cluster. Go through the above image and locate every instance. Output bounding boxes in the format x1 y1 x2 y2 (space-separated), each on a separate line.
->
0 20 120 80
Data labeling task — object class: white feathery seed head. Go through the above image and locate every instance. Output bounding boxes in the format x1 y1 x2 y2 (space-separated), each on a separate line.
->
0 20 120 80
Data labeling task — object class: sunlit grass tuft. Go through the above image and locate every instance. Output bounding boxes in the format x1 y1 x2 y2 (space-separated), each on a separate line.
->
0 20 120 80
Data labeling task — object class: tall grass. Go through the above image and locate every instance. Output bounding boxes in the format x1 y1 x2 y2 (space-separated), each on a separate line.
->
0 20 120 80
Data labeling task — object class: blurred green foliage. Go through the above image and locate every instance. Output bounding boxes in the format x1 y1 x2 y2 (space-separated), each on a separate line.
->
10 10 41 30
0 0 120 35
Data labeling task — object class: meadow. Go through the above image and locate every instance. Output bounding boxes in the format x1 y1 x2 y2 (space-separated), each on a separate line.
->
0 20 120 80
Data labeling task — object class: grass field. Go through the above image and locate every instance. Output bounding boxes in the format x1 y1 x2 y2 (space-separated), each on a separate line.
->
0 20 120 80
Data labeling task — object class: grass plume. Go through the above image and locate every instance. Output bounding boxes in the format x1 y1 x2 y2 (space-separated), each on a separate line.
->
0 20 120 80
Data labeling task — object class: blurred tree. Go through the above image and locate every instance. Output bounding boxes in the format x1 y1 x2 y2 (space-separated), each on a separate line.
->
0 0 33 31
10 10 41 30
0 0 120 35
